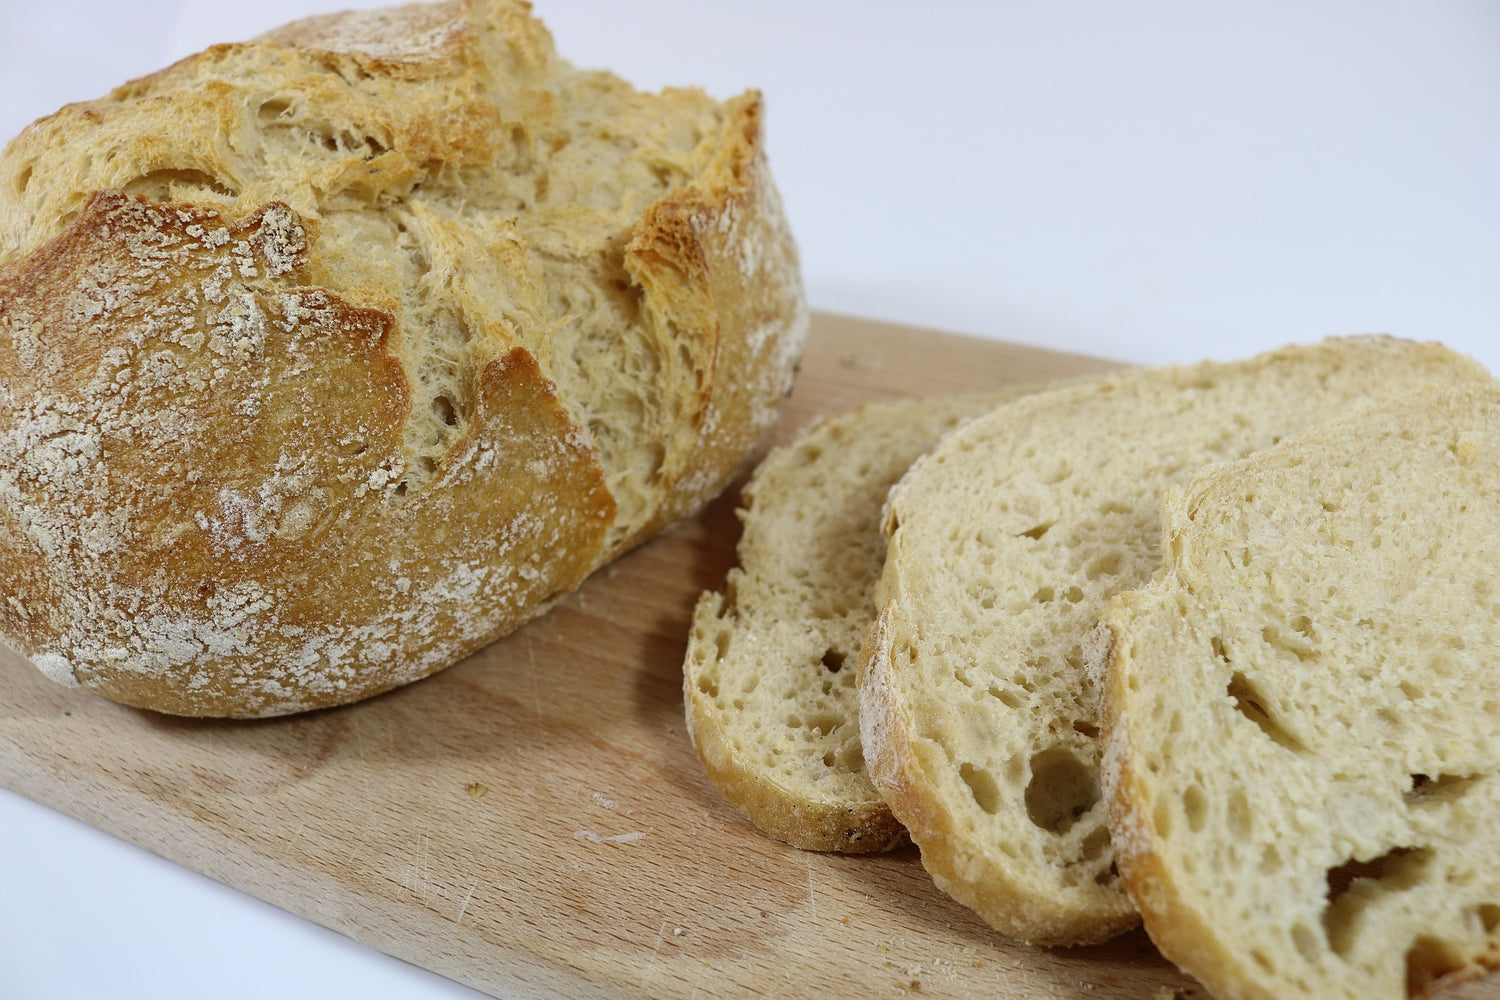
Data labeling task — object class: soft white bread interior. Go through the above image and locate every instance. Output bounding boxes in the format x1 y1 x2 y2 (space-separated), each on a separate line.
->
684 391 1033 853
1097 383 1500 1000
0 0 806 716
858 337 1490 946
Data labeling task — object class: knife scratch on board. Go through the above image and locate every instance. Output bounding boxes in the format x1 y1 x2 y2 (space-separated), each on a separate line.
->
454 877 479 926
525 631 546 738
574 829 646 844
640 918 670 991
403 832 432 899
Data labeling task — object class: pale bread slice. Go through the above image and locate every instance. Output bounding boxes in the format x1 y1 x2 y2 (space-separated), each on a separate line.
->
1096 384 1500 1000
684 391 1033 852
858 337 1490 946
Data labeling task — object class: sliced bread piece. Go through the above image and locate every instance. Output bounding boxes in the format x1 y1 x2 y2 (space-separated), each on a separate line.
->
858 337 1490 946
684 391 1031 852
1096 384 1500 1000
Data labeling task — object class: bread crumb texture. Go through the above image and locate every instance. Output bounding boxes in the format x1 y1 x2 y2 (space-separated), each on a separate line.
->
0 0 806 716
859 337 1489 947
683 392 1025 853
1101 384 1500 1000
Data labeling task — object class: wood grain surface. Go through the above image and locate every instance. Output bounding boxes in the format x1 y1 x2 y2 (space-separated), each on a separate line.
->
2 312 1495 999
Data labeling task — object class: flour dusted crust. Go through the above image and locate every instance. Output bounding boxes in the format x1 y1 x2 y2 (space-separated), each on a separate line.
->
1097 385 1500 1000
0 0 806 716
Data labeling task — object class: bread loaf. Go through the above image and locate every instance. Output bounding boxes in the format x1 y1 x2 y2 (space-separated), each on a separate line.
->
684 392 1031 853
0 0 806 716
858 337 1489 946
1096 384 1500 1000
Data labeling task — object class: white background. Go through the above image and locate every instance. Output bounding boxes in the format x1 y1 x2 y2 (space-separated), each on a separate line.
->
1 2 1496 997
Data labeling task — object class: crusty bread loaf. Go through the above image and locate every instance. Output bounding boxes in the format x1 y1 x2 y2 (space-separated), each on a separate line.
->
1096 384 1500 1000
684 391 1033 853
0 0 806 717
858 337 1490 946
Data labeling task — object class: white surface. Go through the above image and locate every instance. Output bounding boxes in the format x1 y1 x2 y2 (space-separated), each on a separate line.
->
0 2 1496 998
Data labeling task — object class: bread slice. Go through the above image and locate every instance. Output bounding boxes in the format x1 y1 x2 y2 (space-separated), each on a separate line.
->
858 337 1490 946
685 391 1030 852
1096 384 1500 999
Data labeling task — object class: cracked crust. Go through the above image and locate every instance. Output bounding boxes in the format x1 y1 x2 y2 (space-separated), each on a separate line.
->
0 0 806 716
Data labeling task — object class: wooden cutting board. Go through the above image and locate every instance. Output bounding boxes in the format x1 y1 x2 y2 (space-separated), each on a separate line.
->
2 312 1494 1000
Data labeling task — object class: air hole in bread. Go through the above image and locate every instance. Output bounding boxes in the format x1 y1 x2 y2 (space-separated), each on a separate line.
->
1041 460 1072 486
1290 922 1320 963
1080 825 1109 862
1024 747 1098 835
1033 586 1055 604
123 168 238 201
1072 719 1099 739
1004 753 1026 785
820 648 845 673
432 395 458 427
15 163 32 194
960 763 1002 815
1017 522 1054 540
392 480 409 498
1323 847 1434 956
1228 789 1253 839
1405 935 1467 996
1085 551 1122 580
1228 671 1305 752
805 712 842 736
1404 772 1480 806
1211 636 1231 664
1182 784 1208 832
1474 903 1500 934
258 98 292 122
1262 623 1317 663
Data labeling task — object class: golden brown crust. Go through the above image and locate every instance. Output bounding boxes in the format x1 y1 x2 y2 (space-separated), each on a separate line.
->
624 91 806 548
0 191 613 716
0 0 805 716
